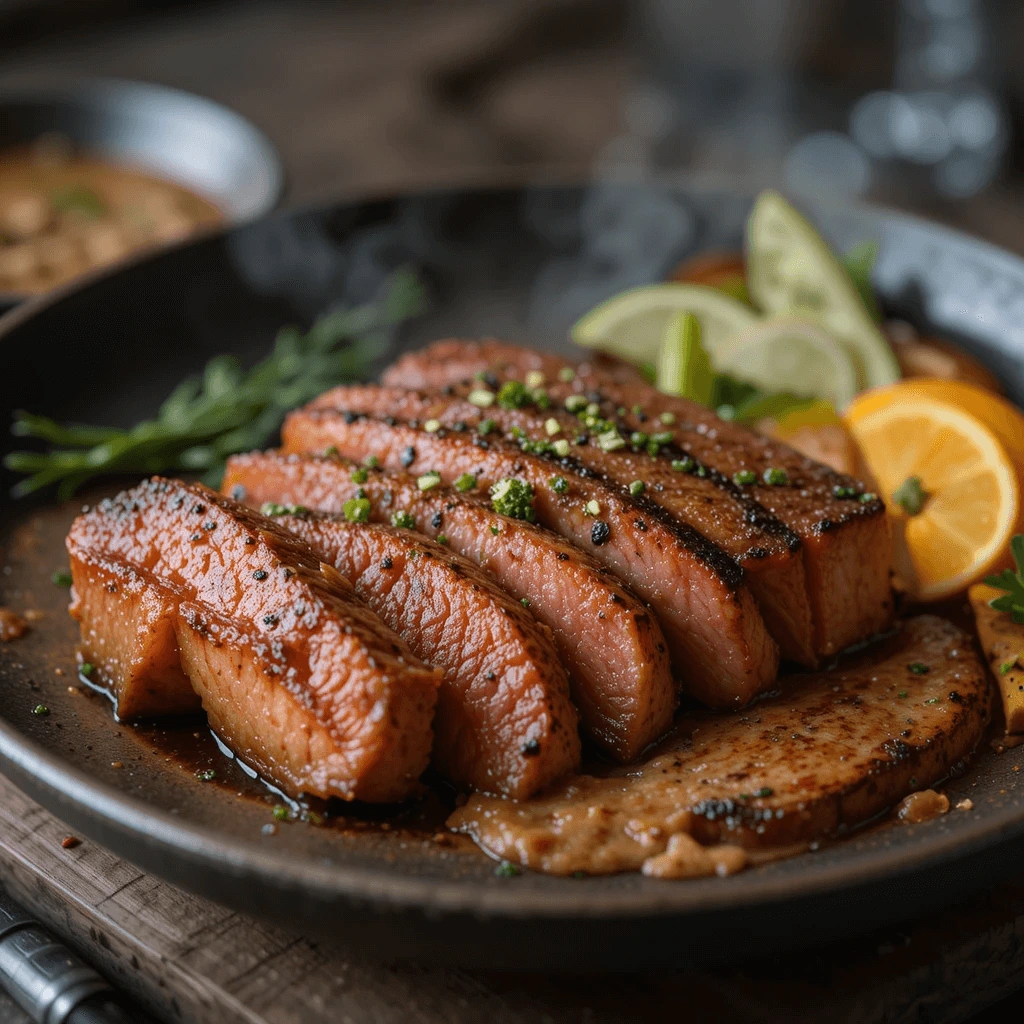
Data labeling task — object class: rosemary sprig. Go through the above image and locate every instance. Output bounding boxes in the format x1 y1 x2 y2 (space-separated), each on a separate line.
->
985 535 1024 623
5 270 425 499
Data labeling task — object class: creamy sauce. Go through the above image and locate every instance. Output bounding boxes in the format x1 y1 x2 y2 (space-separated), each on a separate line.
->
449 617 989 876
0 607 29 641
0 141 223 294
895 789 950 824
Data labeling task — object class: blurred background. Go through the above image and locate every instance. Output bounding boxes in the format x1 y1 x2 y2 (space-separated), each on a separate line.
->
1 0 1024 275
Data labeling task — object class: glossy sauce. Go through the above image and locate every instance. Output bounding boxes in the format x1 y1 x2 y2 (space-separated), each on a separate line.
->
0 141 223 294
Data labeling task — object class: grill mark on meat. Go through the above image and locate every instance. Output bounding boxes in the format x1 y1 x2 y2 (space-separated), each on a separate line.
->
449 616 990 875
270 513 579 797
280 406 779 708
223 451 676 761
67 477 441 802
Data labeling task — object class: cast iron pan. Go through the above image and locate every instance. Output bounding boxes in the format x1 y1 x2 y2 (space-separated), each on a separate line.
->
0 182 1023 971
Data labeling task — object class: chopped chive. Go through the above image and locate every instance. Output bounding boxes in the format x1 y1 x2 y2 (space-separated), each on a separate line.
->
342 497 371 523
558 367 576 382
52 569 73 588
628 480 645 497
549 475 569 494
671 456 695 473
597 429 625 452
525 370 546 389
908 662 930 675
763 467 789 486
32 704 49 716
272 805 290 821
364 455 380 469
477 418 496 435
79 662 94 678
659 411 675 425
859 492 878 504
544 418 561 437
391 510 416 529
733 470 757 486
423 419 441 433
454 473 477 492
497 381 531 409
417 472 442 491
520 597 531 608
584 499 600 517
552 438 571 457
494 861 521 878
437 534 448 545
195 768 216 782
468 389 495 408
490 523 500 535
565 395 587 413
350 467 369 484
323 445 339 457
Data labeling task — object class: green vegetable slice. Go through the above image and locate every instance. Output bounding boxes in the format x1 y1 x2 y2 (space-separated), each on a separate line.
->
745 191 899 391
656 312 715 405
571 283 756 369
714 317 859 409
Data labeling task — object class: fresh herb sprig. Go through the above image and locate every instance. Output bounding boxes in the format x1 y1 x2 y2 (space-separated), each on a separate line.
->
5 270 425 499
986 535 1024 624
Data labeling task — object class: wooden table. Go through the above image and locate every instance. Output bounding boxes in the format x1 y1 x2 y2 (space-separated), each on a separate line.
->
2 2 1024 1020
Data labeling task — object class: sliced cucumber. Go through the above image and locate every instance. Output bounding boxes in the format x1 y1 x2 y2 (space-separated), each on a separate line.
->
571 283 757 369
715 317 859 410
746 191 899 391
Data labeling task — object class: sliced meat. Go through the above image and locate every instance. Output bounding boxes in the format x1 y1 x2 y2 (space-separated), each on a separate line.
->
281 404 779 709
310 384 813 667
267 511 579 797
223 451 675 761
384 339 893 658
450 615 990 875
67 477 441 802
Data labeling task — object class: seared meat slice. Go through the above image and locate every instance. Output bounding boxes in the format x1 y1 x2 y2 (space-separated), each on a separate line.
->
384 339 893 658
267 511 579 797
310 384 813 666
450 615 990 875
67 478 441 802
281 404 779 709
223 451 675 761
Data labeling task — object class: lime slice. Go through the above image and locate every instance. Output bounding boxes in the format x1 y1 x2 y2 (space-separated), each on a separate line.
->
571 283 757 368
745 191 899 391
657 312 715 404
715 318 859 409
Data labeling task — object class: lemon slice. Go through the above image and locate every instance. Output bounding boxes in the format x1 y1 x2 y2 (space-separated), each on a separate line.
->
845 386 1019 601
746 191 899 391
714 317 859 409
571 283 756 368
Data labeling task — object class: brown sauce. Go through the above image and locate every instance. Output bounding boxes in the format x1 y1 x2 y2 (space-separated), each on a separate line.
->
0 607 29 641
0 140 223 294
895 789 950 824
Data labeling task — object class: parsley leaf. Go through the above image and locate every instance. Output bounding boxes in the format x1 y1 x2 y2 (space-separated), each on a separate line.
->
986 535 1024 624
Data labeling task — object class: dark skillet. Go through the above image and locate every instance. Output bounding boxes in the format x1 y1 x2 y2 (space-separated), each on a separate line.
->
1 182 1023 972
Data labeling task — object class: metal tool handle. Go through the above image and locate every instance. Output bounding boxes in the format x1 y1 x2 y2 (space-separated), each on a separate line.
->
0 887 143 1024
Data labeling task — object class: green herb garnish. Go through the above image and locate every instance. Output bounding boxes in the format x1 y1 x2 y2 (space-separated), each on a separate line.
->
490 478 535 521
893 475 928 516
52 569 73 588
908 662 930 675
454 473 477 492
31 704 49 716
843 240 882 322
549 475 568 494
5 271 424 499
342 497 371 523
494 860 521 878
628 480 645 497
391 510 416 529
986 535 1024 623
261 503 309 517
195 768 216 782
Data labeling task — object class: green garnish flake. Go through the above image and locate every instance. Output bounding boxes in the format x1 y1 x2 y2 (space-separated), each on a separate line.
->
924 697 940 705
659 412 675 425
52 569 73 588
195 768 216 782
549 475 569 494
558 367 576 382
454 473 477 492
757 787 773 798
3 270 425 499
423 419 441 433
565 395 587 413
391 510 416 529
898 690 908 699
552 439 570 457
494 860 521 878
261 502 309 517
31 704 50 716
477 418 496 435
79 662 94 678
497 381 531 409
1000 658 1018 675
597 429 625 452
671 457 695 473
832 485 860 499
437 534 448 545
490 524 500 536
52 184 106 219
520 597 531 608
417 472 442 492
583 499 600 517
859 492 878 504
350 467 369 484
342 497 371 523
525 371 546 388
733 470 757 486
986 535 1024 623
364 455 380 469
763 467 789 486
468 389 495 408
908 662 930 675
272 805 290 821
893 475 928 516
628 480 645 497
490 478 535 521
323 445 339 457
544 418 561 437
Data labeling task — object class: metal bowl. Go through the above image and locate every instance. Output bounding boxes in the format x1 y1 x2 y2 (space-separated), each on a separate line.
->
0 77 283 308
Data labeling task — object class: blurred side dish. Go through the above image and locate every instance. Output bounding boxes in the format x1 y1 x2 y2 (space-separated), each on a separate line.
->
0 138 223 295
